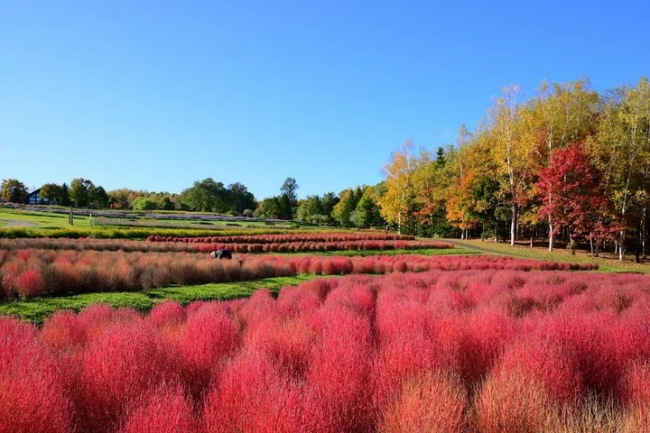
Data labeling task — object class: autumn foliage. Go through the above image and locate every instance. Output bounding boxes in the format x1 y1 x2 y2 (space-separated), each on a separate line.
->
536 142 613 241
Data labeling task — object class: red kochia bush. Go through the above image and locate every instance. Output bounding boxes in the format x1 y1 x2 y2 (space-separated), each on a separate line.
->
496 338 585 404
475 369 557 433
15 268 45 298
435 309 516 388
40 310 88 350
379 369 468 433
147 299 187 329
0 318 73 433
373 289 439 409
176 303 239 400
79 321 180 433
619 363 650 407
119 383 197 433
202 351 305 433
304 306 375 432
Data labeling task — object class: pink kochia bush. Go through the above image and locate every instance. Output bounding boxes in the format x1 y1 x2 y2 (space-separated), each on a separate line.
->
0 248 597 298
3 269 650 432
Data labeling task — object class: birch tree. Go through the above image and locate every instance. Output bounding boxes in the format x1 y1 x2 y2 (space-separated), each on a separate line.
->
378 141 417 234
594 77 650 260
487 85 537 246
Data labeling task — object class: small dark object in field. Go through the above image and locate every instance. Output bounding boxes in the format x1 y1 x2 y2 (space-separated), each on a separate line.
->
211 249 232 259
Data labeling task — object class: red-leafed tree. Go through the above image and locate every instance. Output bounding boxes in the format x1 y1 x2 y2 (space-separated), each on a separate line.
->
536 142 613 253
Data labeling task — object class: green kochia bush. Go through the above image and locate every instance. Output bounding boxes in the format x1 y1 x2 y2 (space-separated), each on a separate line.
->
0 226 309 240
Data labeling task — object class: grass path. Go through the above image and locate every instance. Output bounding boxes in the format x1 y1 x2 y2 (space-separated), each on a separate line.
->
0 219 38 227
441 238 649 273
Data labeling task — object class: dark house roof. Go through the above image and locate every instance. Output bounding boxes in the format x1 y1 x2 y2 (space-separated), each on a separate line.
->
25 189 46 205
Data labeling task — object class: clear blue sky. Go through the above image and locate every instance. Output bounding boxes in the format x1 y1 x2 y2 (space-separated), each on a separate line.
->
2 0 648 200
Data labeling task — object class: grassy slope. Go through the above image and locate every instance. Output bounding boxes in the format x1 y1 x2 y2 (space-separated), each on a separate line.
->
0 207 311 230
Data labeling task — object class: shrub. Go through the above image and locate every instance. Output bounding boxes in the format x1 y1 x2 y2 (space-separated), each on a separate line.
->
177 303 239 401
79 321 179 432
496 338 585 405
202 352 304 433
40 310 87 350
618 363 650 407
379 370 468 433
475 369 558 433
119 383 197 433
0 317 73 433
148 300 187 329
304 307 375 432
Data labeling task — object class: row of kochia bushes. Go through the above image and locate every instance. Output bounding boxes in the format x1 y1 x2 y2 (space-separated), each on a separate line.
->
0 250 597 299
0 226 331 240
2 269 649 432
0 237 452 254
145 233 416 243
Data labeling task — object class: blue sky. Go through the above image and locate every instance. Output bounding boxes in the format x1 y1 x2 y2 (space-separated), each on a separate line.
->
2 0 648 200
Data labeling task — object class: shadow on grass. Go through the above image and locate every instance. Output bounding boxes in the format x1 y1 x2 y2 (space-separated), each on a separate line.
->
0 274 321 324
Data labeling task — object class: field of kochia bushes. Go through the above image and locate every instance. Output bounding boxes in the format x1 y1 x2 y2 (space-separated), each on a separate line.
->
3 269 650 433
0 237 452 255
0 250 597 299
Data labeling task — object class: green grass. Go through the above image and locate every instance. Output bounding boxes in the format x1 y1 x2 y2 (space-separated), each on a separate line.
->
0 207 359 239
0 208 91 228
90 216 301 231
0 274 322 324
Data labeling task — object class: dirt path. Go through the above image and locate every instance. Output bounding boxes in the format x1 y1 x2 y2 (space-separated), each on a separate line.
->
0 219 38 228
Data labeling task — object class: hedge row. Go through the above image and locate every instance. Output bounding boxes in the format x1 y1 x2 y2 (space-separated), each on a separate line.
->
0 226 315 240
0 238 451 254
146 233 417 244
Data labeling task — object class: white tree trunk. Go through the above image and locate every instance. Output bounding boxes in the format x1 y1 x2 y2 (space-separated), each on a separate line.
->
643 208 647 258
619 229 625 261
510 205 517 246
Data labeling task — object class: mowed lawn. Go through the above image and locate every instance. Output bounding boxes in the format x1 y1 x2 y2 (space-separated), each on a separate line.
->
0 208 92 228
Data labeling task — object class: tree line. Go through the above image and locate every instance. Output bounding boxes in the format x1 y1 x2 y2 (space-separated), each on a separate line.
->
0 176 387 229
378 76 650 260
0 178 108 209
